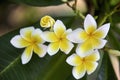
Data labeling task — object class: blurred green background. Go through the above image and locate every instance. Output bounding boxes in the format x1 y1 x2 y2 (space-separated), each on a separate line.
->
0 0 87 35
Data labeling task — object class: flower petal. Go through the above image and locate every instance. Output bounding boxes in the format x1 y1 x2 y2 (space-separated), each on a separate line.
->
32 28 45 44
41 32 58 42
67 28 88 43
10 35 30 48
66 54 82 66
92 39 107 49
76 41 94 57
72 65 86 79
62 28 72 38
66 29 72 33
20 27 34 41
84 14 97 33
33 44 47 57
47 42 60 56
86 62 98 75
94 23 110 39
60 39 74 54
21 46 33 64
85 50 100 62
54 20 66 37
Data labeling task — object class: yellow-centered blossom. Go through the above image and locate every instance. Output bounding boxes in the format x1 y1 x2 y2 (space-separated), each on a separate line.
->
41 20 74 55
40 15 55 28
66 50 100 79
10 27 47 64
67 14 110 57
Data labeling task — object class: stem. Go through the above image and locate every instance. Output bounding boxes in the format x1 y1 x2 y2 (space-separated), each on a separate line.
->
66 2 73 9
76 10 85 19
66 0 85 19
98 10 115 26
98 3 120 26
74 0 77 12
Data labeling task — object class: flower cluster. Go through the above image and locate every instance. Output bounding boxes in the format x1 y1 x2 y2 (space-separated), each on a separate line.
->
10 14 110 79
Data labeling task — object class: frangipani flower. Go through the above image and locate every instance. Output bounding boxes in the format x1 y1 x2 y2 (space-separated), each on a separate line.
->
10 27 47 64
67 14 110 57
40 15 55 28
41 20 74 56
66 50 100 79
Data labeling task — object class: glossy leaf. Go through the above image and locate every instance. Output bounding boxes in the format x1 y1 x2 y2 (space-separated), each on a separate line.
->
0 17 81 80
96 52 117 80
8 0 72 6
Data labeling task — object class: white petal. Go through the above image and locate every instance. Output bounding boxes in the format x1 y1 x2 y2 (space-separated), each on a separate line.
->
66 54 82 66
32 28 45 43
94 23 110 39
21 46 33 64
10 35 30 48
62 29 72 39
41 31 58 42
86 50 100 61
47 42 60 56
54 20 66 37
86 62 98 75
66 29 72 33
20 27 34 41
72 65 86 79
34 44 47 57
60 39 74 54
76 43 94 57
67 28 87 43
84 14 97 33
93 39 107 49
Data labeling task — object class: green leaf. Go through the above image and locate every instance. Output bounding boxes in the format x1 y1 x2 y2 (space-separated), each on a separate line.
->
110 0 120 6
107 30 120 50
0 27 73 80
8 0 72 6
0 17 82 80
96 52 117 80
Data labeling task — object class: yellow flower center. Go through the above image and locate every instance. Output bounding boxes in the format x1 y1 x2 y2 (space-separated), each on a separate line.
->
86 26 96 39
87 31 96 40
59 37 64 41
57 33 66 42
29 39 38 45
88 32 94 37
82 58 86 62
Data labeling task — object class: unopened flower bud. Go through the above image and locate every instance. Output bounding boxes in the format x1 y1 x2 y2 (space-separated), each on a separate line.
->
40 15 55 28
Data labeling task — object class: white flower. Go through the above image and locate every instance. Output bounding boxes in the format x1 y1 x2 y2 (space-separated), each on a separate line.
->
10 27 47 64
66 50 100 79
67 14 110 57
41 20 74 56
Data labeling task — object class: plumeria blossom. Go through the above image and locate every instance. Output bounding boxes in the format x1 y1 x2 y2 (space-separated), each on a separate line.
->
41 20 74 56
66 50 100 79
40 15 55 28
10 27 47 64
67 14 110 57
